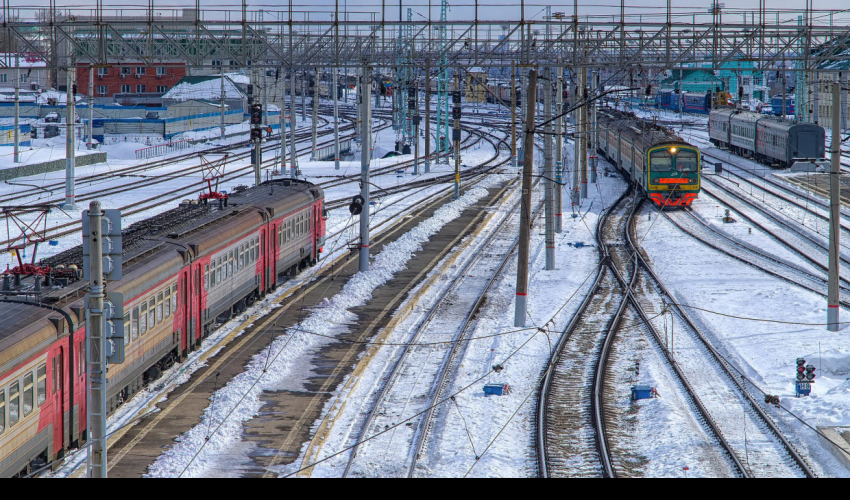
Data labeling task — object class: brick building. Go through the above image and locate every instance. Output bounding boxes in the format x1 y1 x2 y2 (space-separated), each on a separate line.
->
76 61 186 101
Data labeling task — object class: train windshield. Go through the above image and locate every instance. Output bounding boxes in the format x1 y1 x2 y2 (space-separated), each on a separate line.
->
676 149 699 172
650 150 673 172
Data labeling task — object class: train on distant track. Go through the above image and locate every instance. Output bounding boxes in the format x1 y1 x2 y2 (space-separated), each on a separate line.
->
597 108 702 207
708 108 825 168
0 178 327 477
657 90 714 114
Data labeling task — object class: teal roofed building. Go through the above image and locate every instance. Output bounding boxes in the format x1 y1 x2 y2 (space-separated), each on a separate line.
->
717 60 769 103
658 69 722 94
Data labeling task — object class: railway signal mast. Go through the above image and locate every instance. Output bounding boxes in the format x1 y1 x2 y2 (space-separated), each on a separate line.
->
82 202 123 478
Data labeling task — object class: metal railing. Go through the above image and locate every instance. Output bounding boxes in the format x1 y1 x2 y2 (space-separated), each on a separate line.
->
135 139 192 160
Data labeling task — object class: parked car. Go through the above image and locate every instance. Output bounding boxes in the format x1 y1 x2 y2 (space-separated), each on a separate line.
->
44 125 59 138
43 112 60 123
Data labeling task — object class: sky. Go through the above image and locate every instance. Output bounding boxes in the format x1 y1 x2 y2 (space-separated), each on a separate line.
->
10 0 847 24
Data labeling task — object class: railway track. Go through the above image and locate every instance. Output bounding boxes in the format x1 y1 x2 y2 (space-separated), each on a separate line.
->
50 121 510 478
629 200 817 478
537 192 746 478
340 176 530 477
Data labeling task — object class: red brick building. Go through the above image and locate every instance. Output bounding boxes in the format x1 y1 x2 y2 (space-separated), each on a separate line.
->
76 62 186 100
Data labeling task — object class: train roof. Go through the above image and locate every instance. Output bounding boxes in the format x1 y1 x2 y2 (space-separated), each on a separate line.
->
0 301 69 374
1 178 324 332
598 108 694 150
711 108 826 134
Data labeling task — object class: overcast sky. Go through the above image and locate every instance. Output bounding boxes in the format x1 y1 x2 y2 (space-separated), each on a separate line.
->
13 0 847 24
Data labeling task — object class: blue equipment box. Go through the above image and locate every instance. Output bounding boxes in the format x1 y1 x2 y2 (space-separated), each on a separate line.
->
631 385 653 401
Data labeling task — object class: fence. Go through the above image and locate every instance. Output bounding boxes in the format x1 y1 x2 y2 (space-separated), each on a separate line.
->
135 139 193 160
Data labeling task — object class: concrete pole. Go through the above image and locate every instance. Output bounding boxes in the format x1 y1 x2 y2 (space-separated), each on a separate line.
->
87 67 94 150
334 66 340 170
425 58 431 174
291 69 298 126
572 79 580 207
301 70 307 122
580 67 588 199
828 80 841 331
841 71 847 131
590 71 598 184
515 69 537 328
359 66 372 273
454 72 461 200
62 65 76 210
14 65 19 162
280 106 287 175
86 200 106 478
311 67 319 161
254 134 262 186
220 67 226 140
544 69 555 270
511 62 517 170
813 72 820 125
555 74 563 233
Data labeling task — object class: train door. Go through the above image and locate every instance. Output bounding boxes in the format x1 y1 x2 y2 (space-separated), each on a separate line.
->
261 230 269 292
193 265 202 342
179 270 189 355
50 347 65 453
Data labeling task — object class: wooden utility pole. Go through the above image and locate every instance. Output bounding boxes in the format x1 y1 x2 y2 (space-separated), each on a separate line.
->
515 69 537 328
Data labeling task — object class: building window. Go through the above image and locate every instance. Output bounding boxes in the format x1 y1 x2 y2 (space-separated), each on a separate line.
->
229 60 238 68
121 84 131 93
136 66 146 76
98 67 109 76
0 74 7 83
212 60 221 67
136 84 146 93
157 66 167 76
157 86 167 93
97 85 108 95
121 67 131 75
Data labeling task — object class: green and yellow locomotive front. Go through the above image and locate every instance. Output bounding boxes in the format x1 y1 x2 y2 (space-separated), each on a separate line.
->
645 143 701 207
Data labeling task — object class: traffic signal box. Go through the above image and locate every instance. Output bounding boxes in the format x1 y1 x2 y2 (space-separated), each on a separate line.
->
795 358 815 397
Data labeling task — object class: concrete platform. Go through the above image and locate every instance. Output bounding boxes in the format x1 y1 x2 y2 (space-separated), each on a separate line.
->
818 426 850 472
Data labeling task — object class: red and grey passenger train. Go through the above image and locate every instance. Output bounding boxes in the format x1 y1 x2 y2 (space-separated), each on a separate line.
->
0 178 326 477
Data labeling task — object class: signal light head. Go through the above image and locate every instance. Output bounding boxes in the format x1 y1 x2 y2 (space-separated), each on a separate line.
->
796 372 806 381
796 358 806 367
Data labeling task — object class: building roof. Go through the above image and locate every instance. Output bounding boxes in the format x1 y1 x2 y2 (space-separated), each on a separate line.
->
162 75 248 102
814 34 850 71
659 69 720 86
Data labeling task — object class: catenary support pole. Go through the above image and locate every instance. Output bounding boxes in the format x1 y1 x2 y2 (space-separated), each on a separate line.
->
220 67 226 140
290 69 299 177
453 72 461 200
590 70 598 184
572 78 580 207
544 68 555 270
555 73 563 233
425 57 431 174
87 66 94 150
828 80 841 331
580 67 588 199
359 66 372 272
311 67 319 160
14 65 19 162
87 200 106 478
301 70 307 122
281 105 287 175
515 69 537 328
334 66 340 170
63 65 76 210
841 71 847 131
511 62 517 170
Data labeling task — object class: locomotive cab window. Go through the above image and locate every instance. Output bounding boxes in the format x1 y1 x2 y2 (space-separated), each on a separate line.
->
650 150 673 171
676 150 699 172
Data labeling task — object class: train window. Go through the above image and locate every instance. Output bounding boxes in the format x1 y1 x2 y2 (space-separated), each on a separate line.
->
157 293 164 324
239 245 244 269
79 341 85 377
124 313 131 347
9 382 19 426
149 298 156 329
229 251 234 276
223 256 228 279
132 307 140 340
216 257 222 283
650 150 673 172
23 373 33 416
204 265 209 291
676 150 699 172
165 289 171 318
140 303 147 335
0 389 4 434
172 284 178 311
37 365 46 407
52 358 57 394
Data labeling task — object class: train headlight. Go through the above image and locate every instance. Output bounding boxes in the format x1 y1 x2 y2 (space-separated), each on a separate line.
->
669 147 678 154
